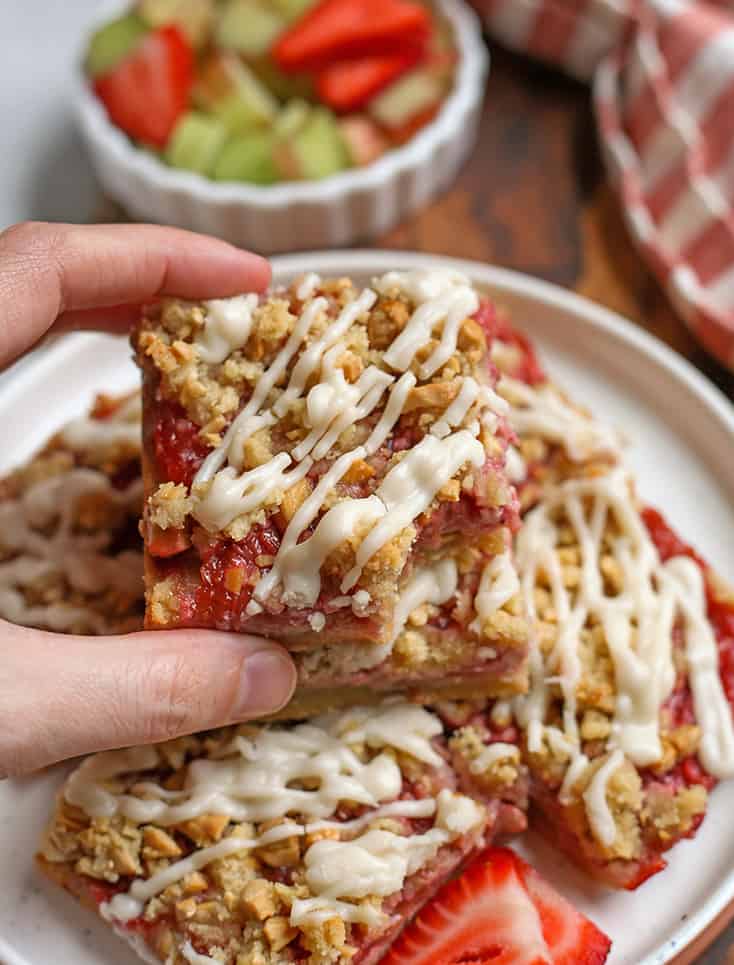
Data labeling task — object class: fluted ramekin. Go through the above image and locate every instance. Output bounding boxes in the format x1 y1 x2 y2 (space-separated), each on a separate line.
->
75 0 488 253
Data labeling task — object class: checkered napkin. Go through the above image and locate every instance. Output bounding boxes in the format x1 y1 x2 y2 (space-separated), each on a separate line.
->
470 0 734 371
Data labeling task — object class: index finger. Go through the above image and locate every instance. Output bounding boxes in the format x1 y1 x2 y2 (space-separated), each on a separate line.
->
0 221 271 367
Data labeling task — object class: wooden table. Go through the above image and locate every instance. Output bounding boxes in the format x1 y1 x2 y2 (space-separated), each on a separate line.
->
381 43 734 964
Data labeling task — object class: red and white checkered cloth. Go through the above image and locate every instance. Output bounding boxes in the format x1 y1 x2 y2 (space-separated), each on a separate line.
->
471 0 734 371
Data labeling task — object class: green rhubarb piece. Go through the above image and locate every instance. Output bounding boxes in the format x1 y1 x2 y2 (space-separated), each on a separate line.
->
287 107 349 180
85 14 148 77
271 0 317 22
137 0 214 45
194 54 278 131
216 0 285 58
213 66 279 131
368 68 445 130
165 111 229 175
213 133 278 184
273 99 310 139
249 56 314 102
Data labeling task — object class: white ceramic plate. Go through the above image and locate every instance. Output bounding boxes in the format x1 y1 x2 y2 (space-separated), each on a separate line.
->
1 252 733 965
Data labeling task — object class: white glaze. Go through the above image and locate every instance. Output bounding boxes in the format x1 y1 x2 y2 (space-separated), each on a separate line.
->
469 742 521 775
197 295 258 365
512 466 734 846
0 465 142 633
186 272 495 610
582 750 625 848
472 552 519 631
341 430 485 592
76 703 482 928
392 558 458 643
500 375 622 464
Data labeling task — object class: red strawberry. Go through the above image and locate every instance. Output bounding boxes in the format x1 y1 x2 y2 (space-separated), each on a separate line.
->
94 25 193 148
382 848 611 965
382 848 551 965
273 0 430 74
519 857 612 965
317 48 424 114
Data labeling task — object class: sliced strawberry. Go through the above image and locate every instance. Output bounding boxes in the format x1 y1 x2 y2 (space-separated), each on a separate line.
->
316 48 424 113
382 848 551 965
273 0 431 74
383 848 611 965
519 859 612 965
94 25 193 148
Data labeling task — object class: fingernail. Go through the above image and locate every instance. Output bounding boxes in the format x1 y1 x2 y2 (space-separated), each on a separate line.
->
233 649 296 718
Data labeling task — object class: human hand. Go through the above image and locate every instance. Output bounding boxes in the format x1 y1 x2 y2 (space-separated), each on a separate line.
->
0 221 296 777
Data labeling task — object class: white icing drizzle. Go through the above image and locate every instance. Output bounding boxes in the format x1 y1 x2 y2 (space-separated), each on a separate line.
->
582 750 624 847
59 394 142 452
273 288 377 419
364 372 416 454
505 445 526 484
195 296 328 484
431 377 479 439
181 942 219 965
291 787 482 927
500 375 622 464
472 552 519 631
253 447 372 605
512 466 734 845
76 703 483 927
469 742 520 774
660 556 734 776
197 295 258 365
392 558 458 643
192 455 311 533
0 467 142 633
296 272 321 301
374 270 479 377
293 364 393 462
341 430 485 592
66 704 445 823
188 271 491 609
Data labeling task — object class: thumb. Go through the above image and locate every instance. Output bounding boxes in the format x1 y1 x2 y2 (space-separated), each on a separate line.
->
0 621 296 777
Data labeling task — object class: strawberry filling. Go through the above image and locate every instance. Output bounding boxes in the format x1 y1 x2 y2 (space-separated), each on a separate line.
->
153 400 209 487
474 301 547 387
640 506 734 797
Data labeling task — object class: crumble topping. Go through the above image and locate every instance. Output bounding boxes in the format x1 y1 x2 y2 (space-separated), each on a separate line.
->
136 270 515 620
488 324 733 864
42 703 487 965
0 395 144 635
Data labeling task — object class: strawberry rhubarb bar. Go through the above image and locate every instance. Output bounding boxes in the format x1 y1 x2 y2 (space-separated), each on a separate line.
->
133 270 528 710
477 302 734 888
0 393 144 636
38 700 524 965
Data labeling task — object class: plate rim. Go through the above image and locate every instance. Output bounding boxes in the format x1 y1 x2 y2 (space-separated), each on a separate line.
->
1 251 732 965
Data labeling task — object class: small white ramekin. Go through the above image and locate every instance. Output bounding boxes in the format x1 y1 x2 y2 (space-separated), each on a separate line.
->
75 0 488 253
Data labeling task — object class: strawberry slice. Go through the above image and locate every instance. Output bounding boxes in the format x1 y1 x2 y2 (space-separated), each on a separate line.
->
519 858 612 965
382 848 551 965
273 0 431 74
316 48 424 113
382 848 611 965
94 25 194 148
